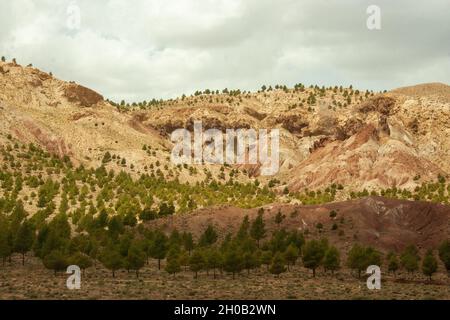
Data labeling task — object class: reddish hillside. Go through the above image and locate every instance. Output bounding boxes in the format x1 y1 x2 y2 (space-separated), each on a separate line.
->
147 196 450 252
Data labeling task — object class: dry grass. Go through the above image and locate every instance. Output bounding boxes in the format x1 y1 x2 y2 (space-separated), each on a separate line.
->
1 254 449 300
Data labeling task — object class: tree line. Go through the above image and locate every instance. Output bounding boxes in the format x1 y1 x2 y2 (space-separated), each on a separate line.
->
1 207 450 282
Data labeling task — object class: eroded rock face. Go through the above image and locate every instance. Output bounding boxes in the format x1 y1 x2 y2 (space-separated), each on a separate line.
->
244 107 266 120
275 114 308 134
358 96 396 115
336 118 365 140
379 115 390 135
21 120 73 158
63 83 103 107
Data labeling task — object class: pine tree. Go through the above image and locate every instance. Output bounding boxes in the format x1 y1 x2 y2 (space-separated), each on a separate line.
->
127 241 146 278
0 217 12 265
260 250 272 271
43 250 68 275
438 240 450 275
102 152 112 164
182 232 195 255
101 246 123 277
422 249 438 281
302 239 326 277
149 231 168 270
205 247 222 279
400 245 420 275
69 252 92 275
222 246 243 279
283 244 299 270
347 244 381 278
274 211 285 229
169 229 182 250
323 246 340 274
387 252 399 277
286 230 305 253
250 212 266 248
269 252 286 277
189 249 205 279
242 250 259 275
198 224 218 247
179 250 190 272
108 215 124 239
14 220 35 265
165 249 181 276
236 216 250 240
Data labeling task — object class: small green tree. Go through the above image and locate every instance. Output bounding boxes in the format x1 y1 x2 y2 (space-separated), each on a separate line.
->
140 207 158 221
260 250 272 271
68 252 92 275
189 249 205 279
102 152 112 164
149 231 168 270
1 56 5 62
198 225 218 247
165 249 181 276
387 252 399 277
400 245 420 275
422 249 438 281
250 212 266 248
158 202 175 216
179 250 190 271
323 246 340 274
101 246 123 277
438 240 450 275
14 220 35 265
127 241 146 278
182 232 195 255
0 218 12 265
222 246 243 279
269 252 286 277
242 250 259 275
283 244 299 270
347 244 381 278
302 239 326 277
205 247 222 279
274 211 285 229
43 250 68 275
236 216 250 240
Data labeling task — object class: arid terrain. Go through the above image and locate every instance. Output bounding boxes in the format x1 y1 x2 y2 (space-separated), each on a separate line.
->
1 60 450 300
2 60 450 192
1 254 450 300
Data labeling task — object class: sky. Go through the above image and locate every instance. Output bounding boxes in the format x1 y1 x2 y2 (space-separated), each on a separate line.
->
0 0 449 102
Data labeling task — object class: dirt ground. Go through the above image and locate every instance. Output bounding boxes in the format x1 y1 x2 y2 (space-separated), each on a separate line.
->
0 254 449 300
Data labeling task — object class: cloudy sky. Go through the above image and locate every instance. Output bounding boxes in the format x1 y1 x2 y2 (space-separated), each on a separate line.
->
1 0 449 102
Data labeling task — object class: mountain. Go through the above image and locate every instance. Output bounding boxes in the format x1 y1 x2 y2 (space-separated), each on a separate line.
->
1 60 450 197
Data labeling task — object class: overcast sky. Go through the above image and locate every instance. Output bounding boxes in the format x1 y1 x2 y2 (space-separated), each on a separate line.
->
1 0 449 102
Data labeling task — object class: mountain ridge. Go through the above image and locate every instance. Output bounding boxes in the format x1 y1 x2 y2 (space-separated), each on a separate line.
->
1 60 449 197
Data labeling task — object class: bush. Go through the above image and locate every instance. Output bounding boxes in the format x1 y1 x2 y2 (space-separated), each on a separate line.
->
269 252 286 277
43 250 69 275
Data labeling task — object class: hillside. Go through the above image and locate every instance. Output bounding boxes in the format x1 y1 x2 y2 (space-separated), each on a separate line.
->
1 60 450 301
1 61 450 197
147 196 450 253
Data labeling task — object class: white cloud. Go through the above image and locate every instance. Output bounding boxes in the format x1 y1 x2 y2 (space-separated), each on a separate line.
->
0 0 449 101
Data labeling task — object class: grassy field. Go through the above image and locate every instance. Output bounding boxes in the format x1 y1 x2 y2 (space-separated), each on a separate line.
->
1 254 449 300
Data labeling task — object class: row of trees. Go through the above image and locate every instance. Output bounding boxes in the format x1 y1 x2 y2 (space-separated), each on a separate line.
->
2 206 450 282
